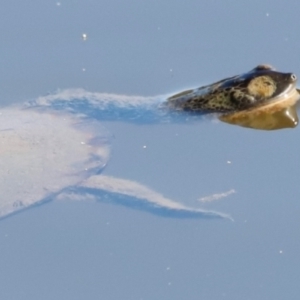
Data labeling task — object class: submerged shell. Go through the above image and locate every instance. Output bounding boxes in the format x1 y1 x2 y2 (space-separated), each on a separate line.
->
0 107 110 217
0 94 231 220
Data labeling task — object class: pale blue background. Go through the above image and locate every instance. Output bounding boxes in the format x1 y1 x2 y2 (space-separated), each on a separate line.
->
1 1 300 299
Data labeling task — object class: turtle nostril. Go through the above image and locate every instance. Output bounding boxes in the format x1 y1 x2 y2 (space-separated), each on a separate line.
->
291 73 297 81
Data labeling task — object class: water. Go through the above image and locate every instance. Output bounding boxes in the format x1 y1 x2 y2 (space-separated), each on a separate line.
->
1 1 300 299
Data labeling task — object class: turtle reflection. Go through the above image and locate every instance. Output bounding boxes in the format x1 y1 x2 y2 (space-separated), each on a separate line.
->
219 91 299 130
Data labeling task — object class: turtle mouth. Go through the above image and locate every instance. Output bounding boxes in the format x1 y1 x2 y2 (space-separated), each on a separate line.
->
274 79 297 101
272 72 297 98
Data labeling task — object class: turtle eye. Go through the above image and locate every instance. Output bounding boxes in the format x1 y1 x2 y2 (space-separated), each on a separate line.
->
263 81 272 86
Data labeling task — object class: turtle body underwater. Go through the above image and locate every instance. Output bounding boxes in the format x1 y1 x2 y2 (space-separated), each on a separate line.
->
167 65 300 130
0 64 299 220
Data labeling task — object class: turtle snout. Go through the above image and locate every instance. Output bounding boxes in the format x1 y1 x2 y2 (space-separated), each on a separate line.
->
288 73 297 82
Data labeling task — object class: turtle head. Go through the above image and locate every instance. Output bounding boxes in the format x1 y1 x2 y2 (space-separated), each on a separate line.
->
227 65 298 110
246 65 297 100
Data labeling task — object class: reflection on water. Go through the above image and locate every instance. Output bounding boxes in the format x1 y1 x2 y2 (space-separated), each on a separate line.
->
220 91 299 130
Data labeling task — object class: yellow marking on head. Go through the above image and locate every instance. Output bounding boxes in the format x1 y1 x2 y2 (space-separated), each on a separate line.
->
247 76 276 98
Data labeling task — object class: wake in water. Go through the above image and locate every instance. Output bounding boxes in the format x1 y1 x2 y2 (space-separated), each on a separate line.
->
0 89 232 221
26 88 211 123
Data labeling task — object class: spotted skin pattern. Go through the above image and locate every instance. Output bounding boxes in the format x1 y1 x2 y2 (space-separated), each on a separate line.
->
167 65 297 113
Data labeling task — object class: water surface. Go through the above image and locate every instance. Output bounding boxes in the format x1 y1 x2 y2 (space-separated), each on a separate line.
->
1 1 300 299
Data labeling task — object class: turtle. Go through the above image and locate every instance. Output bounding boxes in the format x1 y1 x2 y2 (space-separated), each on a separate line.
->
167 64 298 113
1 65 298 220
167 65 300 130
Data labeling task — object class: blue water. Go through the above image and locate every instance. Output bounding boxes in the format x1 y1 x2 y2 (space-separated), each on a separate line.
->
1 1 300 299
